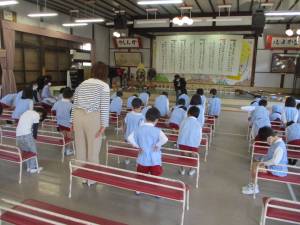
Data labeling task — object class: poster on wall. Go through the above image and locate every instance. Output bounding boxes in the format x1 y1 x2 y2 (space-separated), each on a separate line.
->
155 35 243 76
114 52 142 67
265 35 300 49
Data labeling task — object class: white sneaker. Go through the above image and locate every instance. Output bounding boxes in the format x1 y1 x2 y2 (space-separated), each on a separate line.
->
135 191 141 196
188 169 196 176
124 159 130 165
29 167 43 174
242 183 254 192
87 180 96 187
65 149 74 156
179 168 186 175
242 184 259 195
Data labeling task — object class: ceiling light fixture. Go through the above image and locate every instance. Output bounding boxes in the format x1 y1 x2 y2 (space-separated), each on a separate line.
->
172 6 193 26
113 31 121 38
206 17 242 22
28 0 58 18
265 16 285 21
75 18 104 23
0 0 18 6
285 29 294 36
62 23 88 27
297 29 300 35
138 0 183 5
261 2 274 7
265 11 300 16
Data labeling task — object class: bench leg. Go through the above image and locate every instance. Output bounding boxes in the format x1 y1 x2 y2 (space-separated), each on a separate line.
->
61 146 65 163
181 200 186 225
72 141 76 155
68 174 73 198
204 146 208 162
18 163 22 184
186 189 190 211
35 157 40 173
196 167 199 189
260 205 266 225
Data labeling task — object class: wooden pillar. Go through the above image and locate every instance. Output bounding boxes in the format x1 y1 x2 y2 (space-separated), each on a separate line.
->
250 35 258 87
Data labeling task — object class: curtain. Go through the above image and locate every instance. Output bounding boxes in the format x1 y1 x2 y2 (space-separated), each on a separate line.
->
1 24 16 96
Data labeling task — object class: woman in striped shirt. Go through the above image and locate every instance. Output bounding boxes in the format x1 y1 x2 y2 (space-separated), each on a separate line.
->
72 61 110 172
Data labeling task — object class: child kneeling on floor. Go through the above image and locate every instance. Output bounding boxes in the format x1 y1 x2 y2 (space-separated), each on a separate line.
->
16 107 47 174
242 126 288 195
127 107 168 194
177 106 202 176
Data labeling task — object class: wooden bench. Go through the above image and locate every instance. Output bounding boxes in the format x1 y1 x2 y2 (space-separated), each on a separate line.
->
250 141 300 168
163 129 209 162
69 160 189 225
254 163 300 198
0 198 127 225
0 144 38 183
260 197 300 225
0 126 74 162
106 140 200 188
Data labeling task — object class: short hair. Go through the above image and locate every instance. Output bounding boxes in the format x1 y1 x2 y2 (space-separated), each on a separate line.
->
286 121 294 127
196 88 204 95
59 87 65 94
34 107 47 122
285 96 296 107
132 98 143 109
133 94 138 97
146 107 160 122
257 126 276 141
162 91 168 97
91 61 108 80
210 88 217 95
116 91 123 97
190 94 202 105
177 98 185 106
63 87 73 99
22 86 33 99
259 99 268 107
146 91 151 97
188 106 200 118
297 103 300 110
44 75 52 84
174 74 180 79
181 89 187 95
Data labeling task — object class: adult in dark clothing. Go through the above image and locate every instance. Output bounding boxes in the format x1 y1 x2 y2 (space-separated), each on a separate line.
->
173 74 181 98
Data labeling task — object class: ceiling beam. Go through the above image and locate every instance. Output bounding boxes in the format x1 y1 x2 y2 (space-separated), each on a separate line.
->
275 0 283 10
237 0 240 13
193 0 204 13
125 0 149 14
172 5 181 14
207 0 215 14
113 0 143 16
24 0 70 16
287 0 300 23
249 0 254 12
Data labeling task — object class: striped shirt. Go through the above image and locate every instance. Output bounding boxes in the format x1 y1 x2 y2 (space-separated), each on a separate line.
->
72 78 110 127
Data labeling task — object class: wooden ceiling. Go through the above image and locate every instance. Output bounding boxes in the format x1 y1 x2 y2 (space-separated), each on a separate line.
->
23 0 300 23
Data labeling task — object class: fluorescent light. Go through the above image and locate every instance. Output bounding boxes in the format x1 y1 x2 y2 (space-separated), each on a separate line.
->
206 17 242 22
62 23 88 27
28 12 58 17
0 0 18 6
135 19 170 24
265 11 300 16
261 2 274 7
217 4 232 9
138 0 183 5
83 62 92 67
265 16 285 21
75 18 104 23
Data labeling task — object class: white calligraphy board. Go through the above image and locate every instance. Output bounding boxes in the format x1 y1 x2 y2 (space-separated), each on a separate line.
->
155 35 243 75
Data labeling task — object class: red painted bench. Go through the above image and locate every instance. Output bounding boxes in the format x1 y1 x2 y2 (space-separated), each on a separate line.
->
0 144 38 183
0 198 127 225
250 141 300 168
163 130 209 162
106 140 200 188
69 160 189 225
260 197 300 225
254 163 300 198
0 126 74 162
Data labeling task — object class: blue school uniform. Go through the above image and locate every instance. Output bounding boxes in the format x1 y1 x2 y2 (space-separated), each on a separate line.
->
169 106 186 126
127 96 136 109
208 96 221 116
298 110 300 123
139 92 149 106
250 97 261 106
41 85 52 99
14 91 23 106
12 99 33 119
262 139 288 177
177 116 202 148
188 105 205 127
141 106 152 117
287 123 300 143
178 94 190 108
110 96 123 115
1 93 16 106
154 95 169 117
52 99 73 128
270 105 283 121
251 106 269 125
129 123 167 166
283 107 298 123
124 111 144 139
200 95 206 107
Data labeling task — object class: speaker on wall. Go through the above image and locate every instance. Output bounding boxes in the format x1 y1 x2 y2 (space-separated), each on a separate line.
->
252 9 265 35
114 14 127 29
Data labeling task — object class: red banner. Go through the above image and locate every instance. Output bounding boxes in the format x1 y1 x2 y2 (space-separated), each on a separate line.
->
266 35 300 49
